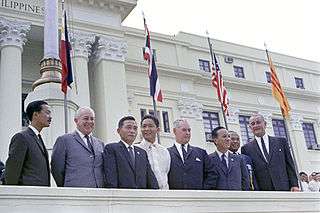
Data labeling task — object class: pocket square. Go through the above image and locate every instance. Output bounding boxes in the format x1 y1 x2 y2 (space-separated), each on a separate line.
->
195 157 201 162
279 148 282 152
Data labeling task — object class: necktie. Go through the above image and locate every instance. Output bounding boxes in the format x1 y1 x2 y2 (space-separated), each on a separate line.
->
37 134 46 152
128 146 135 166
181 144 188 161
85 135 95 155
260 137 270 162
221 153 228 168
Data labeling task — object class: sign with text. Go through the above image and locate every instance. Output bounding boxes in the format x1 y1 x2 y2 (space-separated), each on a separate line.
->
1 0 44 15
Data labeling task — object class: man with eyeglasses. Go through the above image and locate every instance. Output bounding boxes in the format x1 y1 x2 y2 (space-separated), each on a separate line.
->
241 113 299 191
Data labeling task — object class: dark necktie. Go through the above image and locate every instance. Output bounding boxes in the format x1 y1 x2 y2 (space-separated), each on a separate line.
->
85 135 95 155
260 137 270 162
128 146 135 166
37 134 46 152
221 153 228 168
181 144 188 161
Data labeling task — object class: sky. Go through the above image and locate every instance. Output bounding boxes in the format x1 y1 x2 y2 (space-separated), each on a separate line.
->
123 0 320 63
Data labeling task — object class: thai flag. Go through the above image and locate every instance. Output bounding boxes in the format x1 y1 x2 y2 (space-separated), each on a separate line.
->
60 9 73 95
143 16 163 102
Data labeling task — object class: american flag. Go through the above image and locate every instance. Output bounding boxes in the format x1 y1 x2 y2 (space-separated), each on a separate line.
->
211 53 229 115
143 16 163 102
60 9 73 94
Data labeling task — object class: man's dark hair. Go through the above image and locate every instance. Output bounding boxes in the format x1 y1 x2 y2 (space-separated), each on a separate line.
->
299 171 307 176
26 100 48 121
211 126 226 139
141 114 159 127
118 116 136 128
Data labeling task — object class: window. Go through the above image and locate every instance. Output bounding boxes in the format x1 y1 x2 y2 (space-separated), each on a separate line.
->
239 115 254 144
142 47 157 62
199 59 210 72
202 111 220 142
265 71 271 83
295 77 304 89
22 93 29 127
162 111 170 133
272 119 287 139
234 66 245 78
302 123 318 149
140 108 170 133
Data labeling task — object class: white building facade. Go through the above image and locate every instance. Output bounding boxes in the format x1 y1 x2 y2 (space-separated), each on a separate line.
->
0 0 319 176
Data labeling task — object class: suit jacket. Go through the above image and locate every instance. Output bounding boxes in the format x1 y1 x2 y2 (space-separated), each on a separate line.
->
167 144 217 190
209 151 249 190
103 141 159 189
240 153 259 190
51 131 105 187
241 136 298 191
5 127 50 186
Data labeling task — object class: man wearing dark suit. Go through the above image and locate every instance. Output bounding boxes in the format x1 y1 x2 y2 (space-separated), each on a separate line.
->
5 100 51 186
103 116 158 189
51 107 105 188
228 131 259 190
168 119 217 190
209 127 249 190
241 113 299 191
0 160 4 184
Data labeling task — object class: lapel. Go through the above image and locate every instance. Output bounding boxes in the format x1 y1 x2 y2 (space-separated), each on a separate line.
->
171 145 184 164
252 139 268 164
73 131 93 154
27 127 48 159
213 151 228 175
119 141 135 172
228 153 235 173
268 136 276 161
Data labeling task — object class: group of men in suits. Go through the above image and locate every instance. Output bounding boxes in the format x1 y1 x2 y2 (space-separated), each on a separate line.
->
3 100 299 192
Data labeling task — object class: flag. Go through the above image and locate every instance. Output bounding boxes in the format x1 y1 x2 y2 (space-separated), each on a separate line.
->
266 49 291 118
211 53 229 115
60 9 73 94
143 16 163 102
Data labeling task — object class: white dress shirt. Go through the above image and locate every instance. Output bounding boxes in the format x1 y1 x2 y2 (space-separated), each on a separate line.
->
255 134 270 161
76 129 93 147
174 142 189 163
138 140 171 189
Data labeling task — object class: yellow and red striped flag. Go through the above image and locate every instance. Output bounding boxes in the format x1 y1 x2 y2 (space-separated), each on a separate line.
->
265 49 291 118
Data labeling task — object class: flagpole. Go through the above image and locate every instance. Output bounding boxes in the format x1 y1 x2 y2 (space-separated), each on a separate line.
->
265 44 302 190
152 98 161 144
206 34 228 130
62 0 68 134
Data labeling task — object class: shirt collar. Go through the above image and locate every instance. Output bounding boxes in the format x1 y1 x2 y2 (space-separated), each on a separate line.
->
216 150 230 158
28 125 40 136
121 140 134 149
255 134 268 143
174 142 188 149
76 129 92 140
141 139 157 149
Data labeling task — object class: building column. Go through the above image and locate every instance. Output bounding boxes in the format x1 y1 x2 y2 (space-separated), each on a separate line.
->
177 96 206 149
0 18 30 161
288 114 306 171
91 35 128 142
70 31 95 107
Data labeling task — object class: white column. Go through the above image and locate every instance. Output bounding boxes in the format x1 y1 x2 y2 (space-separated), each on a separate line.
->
44 0 58 58
259 110 273 135
91 35 128 142
70 31 95 107
177 96 207 149
0 18 30 161
288 114 306 171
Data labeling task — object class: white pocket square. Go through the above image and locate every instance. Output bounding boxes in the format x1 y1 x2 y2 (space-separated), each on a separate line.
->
195 157 201 162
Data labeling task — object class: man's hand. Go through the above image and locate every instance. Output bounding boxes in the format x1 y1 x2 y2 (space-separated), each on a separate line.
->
290 186 300 192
